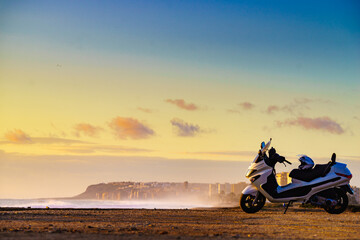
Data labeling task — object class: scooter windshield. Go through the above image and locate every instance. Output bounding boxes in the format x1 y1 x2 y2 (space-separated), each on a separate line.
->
252 139 271 163
252 153 263 163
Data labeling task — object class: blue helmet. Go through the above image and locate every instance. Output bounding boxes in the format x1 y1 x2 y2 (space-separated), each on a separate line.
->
298 155 314 170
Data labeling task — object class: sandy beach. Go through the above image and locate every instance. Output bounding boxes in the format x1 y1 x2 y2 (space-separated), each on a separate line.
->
1 206 359 239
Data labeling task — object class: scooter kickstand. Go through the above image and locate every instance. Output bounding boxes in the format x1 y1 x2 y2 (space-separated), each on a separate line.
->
283 201 293 214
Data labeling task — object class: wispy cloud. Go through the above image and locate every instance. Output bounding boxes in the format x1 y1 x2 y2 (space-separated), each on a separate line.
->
227 109 241 114
189 151 254 156
266 98 330 115
74 123 103 138
33 137 90 145
1 129 90 145
228 102 255 113
4 129 32 144
165 99 199 111
109 117 155 140
277 116 345 134
266 102 307 115
50 122 67 137
56 144 152 154
137 107 153 113
266 105 280 114
170 118 201 137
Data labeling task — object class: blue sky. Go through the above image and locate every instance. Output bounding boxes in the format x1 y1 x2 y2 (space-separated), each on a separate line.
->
1 0 359 84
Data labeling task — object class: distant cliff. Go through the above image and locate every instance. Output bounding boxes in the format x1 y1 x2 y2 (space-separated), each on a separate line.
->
73 182 135 199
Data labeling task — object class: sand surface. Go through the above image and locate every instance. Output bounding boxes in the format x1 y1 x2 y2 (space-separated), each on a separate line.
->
1 206 359 239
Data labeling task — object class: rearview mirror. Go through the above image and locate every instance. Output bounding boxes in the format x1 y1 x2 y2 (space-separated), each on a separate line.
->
331 153 336 163
261 142 265 149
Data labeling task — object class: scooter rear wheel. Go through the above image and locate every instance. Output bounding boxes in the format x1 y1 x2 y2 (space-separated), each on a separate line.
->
323 188 348 214
240 193 266 213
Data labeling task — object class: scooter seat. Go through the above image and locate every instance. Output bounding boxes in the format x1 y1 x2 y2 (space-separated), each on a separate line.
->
289 164 329 182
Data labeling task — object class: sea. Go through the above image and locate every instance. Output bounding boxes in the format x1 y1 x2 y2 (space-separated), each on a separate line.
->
0 199 212 209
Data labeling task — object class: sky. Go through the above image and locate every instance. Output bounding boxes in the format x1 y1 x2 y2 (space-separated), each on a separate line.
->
0 0 359 198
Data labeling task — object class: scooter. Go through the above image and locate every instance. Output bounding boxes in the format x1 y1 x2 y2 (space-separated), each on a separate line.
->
241 138 353 214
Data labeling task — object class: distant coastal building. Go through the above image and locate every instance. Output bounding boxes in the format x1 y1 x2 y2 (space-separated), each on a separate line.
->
231 183 247 195
224 183 231 194
217 183 225 194
208 184 217 197
276 172 291 186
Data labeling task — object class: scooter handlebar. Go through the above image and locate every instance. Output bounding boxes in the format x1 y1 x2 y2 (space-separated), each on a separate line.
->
284 159 292 165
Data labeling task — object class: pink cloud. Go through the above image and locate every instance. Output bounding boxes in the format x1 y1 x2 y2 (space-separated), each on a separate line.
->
239 102 254 110
165 99 198 111
109 117 155 140
74 123 103 138
170 118 200 137
277 116 344 134
266 98 331 115
227 102 254 113
4 129 32 144
266 105 280 114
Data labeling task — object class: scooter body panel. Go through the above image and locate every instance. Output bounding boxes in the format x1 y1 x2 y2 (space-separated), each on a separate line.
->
242 185 258 195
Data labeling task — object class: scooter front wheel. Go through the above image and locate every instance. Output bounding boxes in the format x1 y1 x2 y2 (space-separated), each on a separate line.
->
240 192 266 213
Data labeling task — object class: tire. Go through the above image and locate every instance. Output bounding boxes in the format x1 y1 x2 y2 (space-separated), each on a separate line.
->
240 192 266 214
323 188 348 214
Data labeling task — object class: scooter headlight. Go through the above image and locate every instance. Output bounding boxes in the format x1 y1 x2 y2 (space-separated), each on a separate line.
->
250 175 261 183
